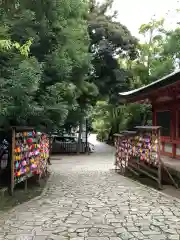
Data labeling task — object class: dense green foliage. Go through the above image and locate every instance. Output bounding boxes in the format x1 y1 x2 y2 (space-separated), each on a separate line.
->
88 0 137 103
0 0 97 132
0 0 179 137
92 10 180 142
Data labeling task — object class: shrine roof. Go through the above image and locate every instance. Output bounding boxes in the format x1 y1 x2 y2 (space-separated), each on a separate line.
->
119 69 180 102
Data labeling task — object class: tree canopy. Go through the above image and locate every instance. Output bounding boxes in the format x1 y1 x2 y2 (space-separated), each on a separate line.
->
0 0 98 131
87 0 137 103
91 8 180 142
0 0 179 136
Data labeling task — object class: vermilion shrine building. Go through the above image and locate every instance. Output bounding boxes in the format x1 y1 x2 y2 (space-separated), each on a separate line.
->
119 70 180 159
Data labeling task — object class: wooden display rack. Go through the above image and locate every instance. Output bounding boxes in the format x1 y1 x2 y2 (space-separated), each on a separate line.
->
114 126 178 189
11 127 50 195
114 131 136 175
114 133 124 172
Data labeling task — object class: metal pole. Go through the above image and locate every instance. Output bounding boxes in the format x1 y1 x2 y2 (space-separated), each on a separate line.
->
85 118 88 154
77 117 83 154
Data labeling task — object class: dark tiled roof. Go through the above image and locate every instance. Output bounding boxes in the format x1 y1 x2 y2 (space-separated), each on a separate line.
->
119 70 180 101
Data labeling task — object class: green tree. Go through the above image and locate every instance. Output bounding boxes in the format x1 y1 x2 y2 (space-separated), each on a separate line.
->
0 0 98 132
88 0 139 141
91 16 177 140
87 0 137 103
164 26 180 68
135 18 174 85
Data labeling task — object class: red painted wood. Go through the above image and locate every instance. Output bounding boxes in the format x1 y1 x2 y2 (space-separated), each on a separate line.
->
130 80 180 103
154 109 171 138
160 150 173 157
161 137 171 142
129 79 180 159
172 106 176 157
176 110 180 140
175 155 180 160
152 106 155 125
173 144 176 158
154 109 173 156
162 142 165 153
171 139 180 144
153 99 180 110
176 110 178 139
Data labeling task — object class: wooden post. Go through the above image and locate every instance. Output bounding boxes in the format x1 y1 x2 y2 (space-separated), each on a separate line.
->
120 137 123 173
172 106 176 158
114 136 117 172
10 128 15 195
120 136 123 174
122 136 126 175
157 128 162 190
24 179 27 192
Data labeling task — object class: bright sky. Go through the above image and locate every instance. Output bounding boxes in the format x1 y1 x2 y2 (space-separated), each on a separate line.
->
111 0 180 39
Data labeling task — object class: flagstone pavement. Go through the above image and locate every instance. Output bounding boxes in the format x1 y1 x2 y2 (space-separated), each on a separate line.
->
1 135 180 240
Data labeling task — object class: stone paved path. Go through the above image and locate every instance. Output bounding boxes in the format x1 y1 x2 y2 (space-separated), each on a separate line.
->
1 136 180 239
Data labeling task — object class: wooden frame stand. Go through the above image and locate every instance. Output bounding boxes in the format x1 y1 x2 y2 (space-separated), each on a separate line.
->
10 127 50 195
114 126 178 189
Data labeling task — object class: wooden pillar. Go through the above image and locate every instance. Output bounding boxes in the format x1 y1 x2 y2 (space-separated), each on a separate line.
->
172 106 176 158
157 128 162 189
10 128 15 195
152 105 164 153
